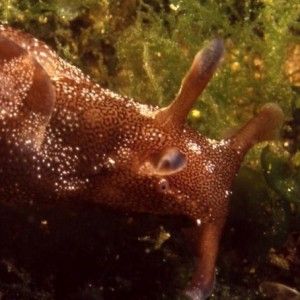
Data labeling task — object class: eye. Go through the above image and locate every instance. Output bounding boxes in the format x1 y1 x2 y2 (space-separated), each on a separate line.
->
155 147 186 176
158 178 169 193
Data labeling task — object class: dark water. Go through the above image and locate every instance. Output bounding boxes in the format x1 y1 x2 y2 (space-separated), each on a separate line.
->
0 204 194 299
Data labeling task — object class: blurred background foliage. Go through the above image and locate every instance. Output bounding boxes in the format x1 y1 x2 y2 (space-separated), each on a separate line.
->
0 0 299 299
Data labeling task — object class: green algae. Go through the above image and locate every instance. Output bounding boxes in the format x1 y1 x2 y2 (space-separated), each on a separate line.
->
0 0 299 299
262 146 300 204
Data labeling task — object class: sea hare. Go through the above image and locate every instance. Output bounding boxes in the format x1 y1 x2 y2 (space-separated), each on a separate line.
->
0 26 283 299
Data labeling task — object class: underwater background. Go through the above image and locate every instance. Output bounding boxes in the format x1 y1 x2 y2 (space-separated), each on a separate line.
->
0 0 299 299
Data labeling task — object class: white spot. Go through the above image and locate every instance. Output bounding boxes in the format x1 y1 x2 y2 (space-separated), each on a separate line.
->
187 141 202 154
108 157 115 165
196 219 202 226
205 160 215 173
39 51 48 58
225 190 232 198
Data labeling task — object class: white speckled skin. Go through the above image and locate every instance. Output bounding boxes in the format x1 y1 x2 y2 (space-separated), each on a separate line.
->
0 26 283 299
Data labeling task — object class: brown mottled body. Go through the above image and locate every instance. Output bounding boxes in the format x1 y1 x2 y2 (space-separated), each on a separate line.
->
0 26 283 299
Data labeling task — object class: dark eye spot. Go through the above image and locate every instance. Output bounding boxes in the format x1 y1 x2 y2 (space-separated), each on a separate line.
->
156 147 186 176
158 178 169 193
159 159 171 170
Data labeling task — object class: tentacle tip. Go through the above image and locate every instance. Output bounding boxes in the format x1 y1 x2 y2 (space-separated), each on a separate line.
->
183 287 206 300
209 38 224 57
260 102 284 134
261 102 284 120
201 38 225 65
